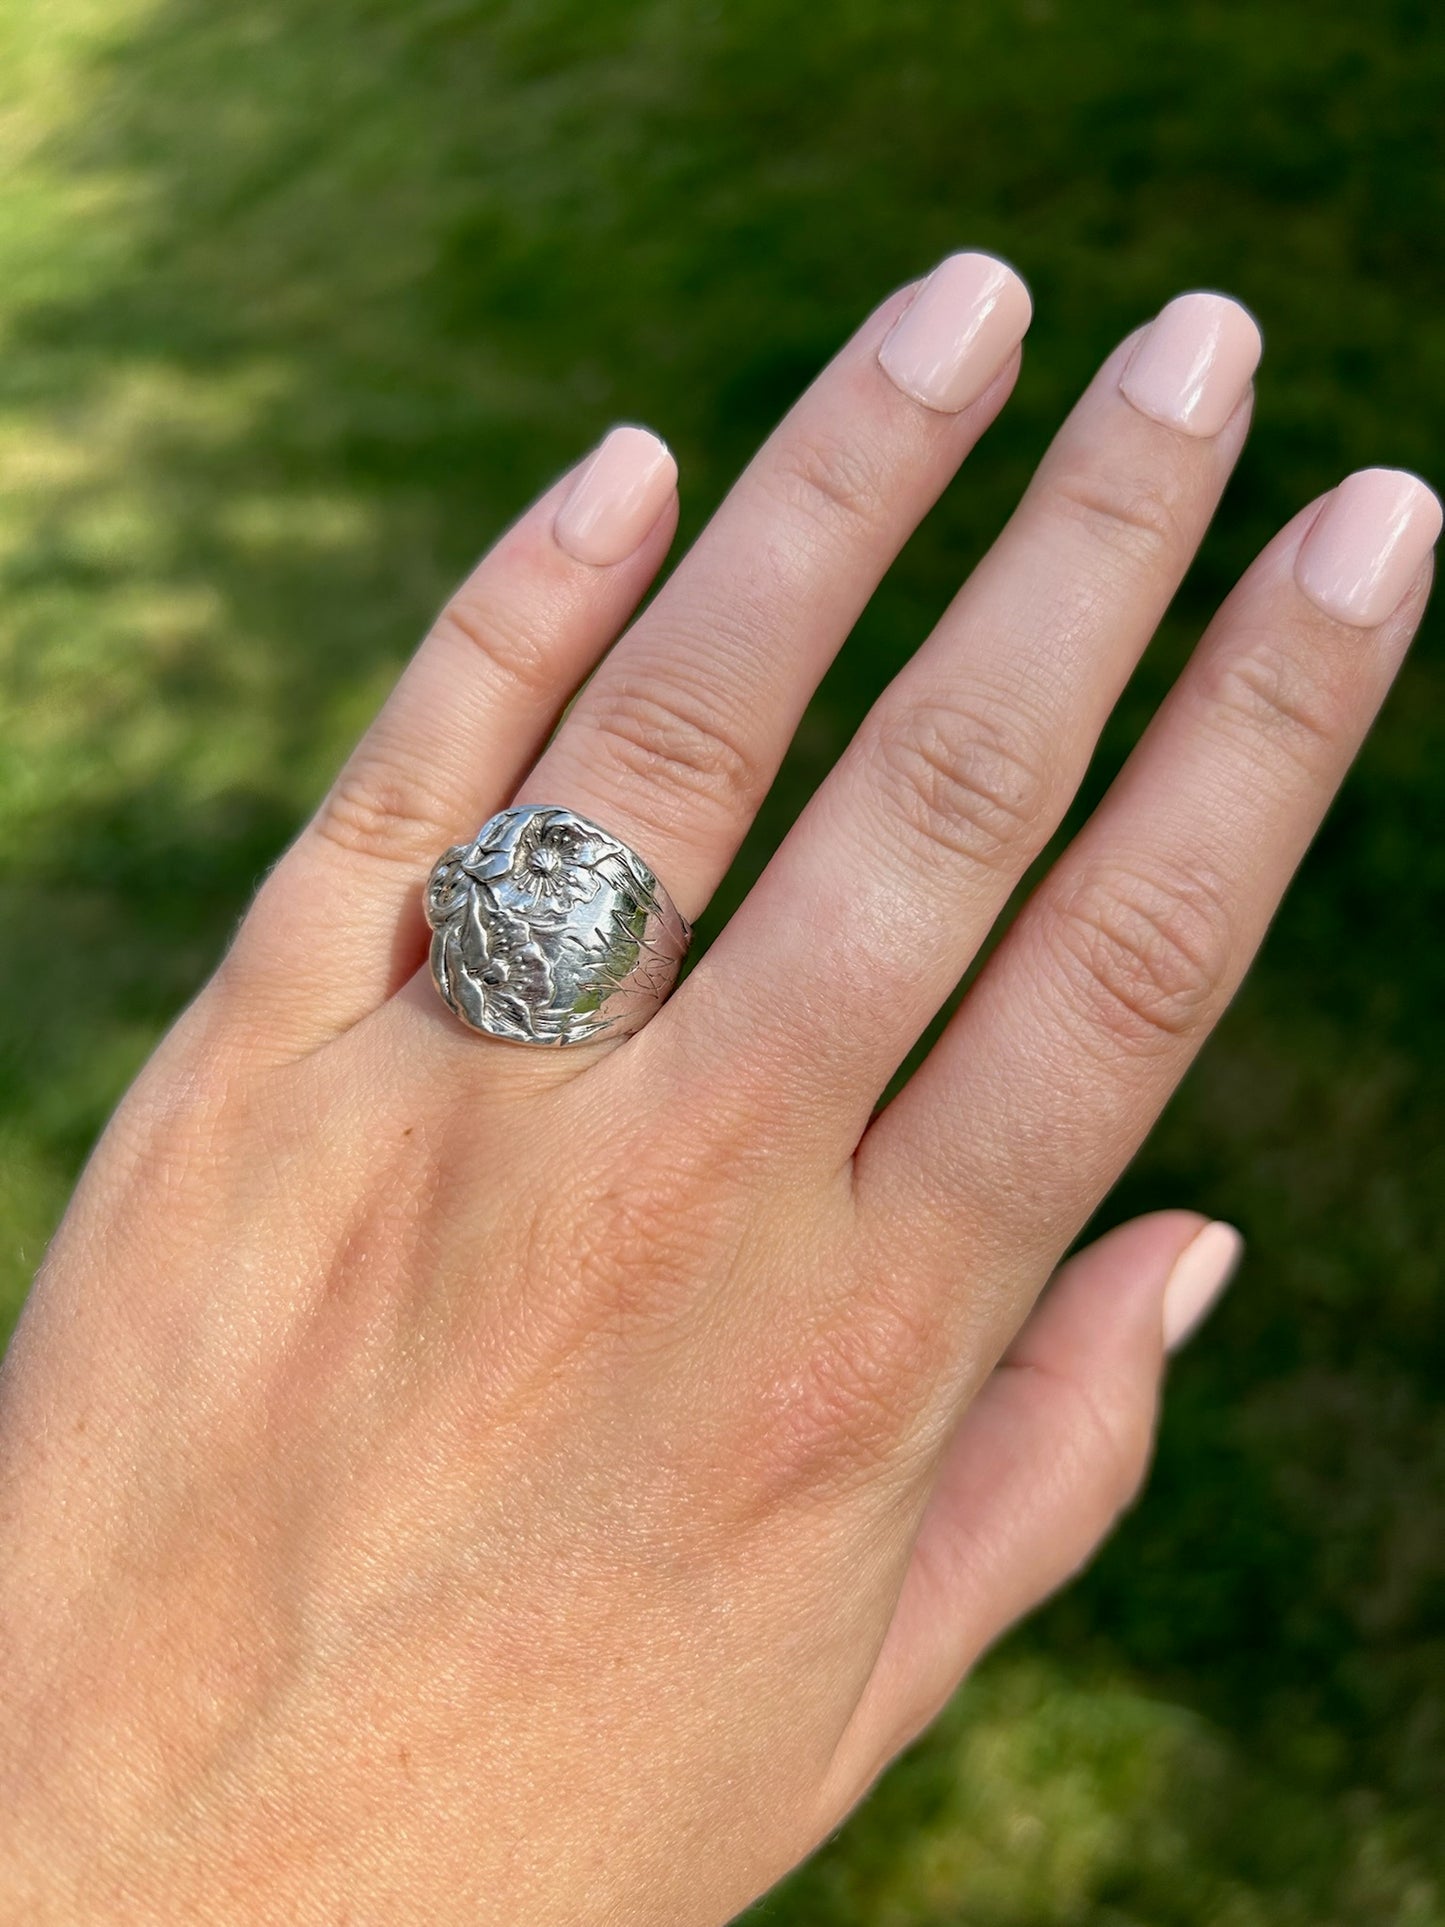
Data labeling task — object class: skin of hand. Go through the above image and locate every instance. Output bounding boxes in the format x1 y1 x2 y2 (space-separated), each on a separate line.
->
0 256 1437 1925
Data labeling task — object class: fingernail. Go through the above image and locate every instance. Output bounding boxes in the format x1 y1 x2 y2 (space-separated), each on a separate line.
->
1294 467 1443 628
553 424 678 566
1118 291 1262 438
877 251 1032 414
1162 1221 1244 1353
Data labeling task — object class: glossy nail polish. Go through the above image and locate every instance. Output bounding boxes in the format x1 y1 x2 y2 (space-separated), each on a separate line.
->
1119 291 1262 438
1162 1221 1244 1352
877 252 1032 414
553 424 678 566
1294 467 1443 627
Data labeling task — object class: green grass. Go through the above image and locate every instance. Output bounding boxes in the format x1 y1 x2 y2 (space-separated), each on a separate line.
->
1 1 1442 1918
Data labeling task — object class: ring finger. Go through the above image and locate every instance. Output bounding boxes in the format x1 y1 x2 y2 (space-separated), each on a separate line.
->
221 426 682 1051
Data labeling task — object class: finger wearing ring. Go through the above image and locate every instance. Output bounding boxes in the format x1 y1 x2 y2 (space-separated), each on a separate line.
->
425 804 691 1047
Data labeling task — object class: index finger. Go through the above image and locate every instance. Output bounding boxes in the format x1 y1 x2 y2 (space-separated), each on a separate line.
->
858 468 1440 1330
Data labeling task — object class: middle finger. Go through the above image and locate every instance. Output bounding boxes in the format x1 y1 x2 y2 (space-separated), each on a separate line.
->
675 290 1262 1149
512 252 1034 919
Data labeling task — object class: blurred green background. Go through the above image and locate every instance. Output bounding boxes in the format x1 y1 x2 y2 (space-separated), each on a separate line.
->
1 0 1441 1919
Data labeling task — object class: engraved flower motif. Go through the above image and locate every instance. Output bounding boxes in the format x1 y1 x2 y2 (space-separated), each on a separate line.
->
424 847 473 929
495 814 605 918
470 910 554 1035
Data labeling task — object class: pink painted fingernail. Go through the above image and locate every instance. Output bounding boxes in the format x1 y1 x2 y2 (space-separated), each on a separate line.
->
1162 1221 1244 1353
1119 292 1262 438
1294 467 1443 628
877 252 1032 414
553 424 678 566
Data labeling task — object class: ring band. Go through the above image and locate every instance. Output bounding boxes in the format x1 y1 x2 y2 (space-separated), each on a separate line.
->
424 804 691 1047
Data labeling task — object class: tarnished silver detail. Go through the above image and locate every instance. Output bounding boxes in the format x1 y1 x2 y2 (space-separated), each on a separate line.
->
424 805 691 1047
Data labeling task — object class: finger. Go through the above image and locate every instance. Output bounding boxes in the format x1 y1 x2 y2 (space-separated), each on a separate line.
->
510 253 1032 922
217 425 680 1053
859 469 1440 1325
823 1213 1242 1798
677 292 1261 1151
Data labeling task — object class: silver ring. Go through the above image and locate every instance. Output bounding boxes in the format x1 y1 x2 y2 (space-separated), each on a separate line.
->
424 805 691 1047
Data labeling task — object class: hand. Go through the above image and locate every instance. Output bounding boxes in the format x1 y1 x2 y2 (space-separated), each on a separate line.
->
0 255 1436 1925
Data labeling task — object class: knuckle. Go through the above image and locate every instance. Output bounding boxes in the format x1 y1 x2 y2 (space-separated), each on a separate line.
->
868 697 1054 878
564 1196 700 1340
1200 634 1346 782
749 1285 947 1504
547 1137 751 1350
1048 858 1234 1052
1042 459 1187 573
311 753 453 866
432 591 562 704
764 427 890 535
575 672 766 831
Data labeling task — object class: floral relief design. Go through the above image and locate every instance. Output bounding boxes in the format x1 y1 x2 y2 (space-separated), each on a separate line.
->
465 911 554 1037
488 812 607 919
425 805 685 1046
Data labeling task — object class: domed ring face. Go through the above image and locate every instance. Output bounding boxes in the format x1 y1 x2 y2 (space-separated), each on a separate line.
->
424 805 691 1047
